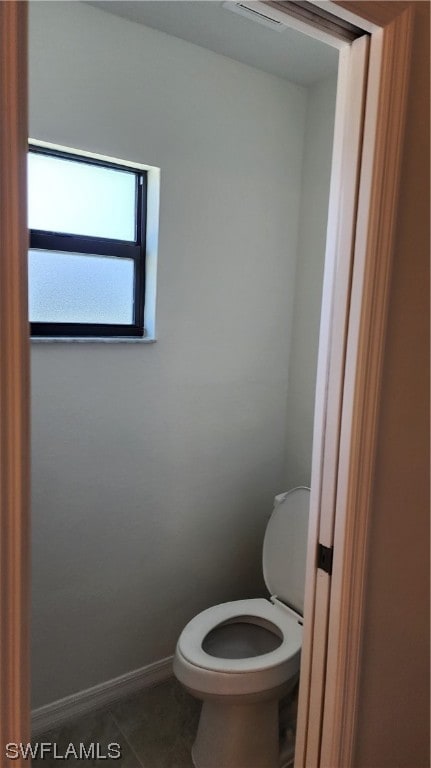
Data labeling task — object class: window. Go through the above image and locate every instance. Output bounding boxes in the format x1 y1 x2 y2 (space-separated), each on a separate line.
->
28 145 147 338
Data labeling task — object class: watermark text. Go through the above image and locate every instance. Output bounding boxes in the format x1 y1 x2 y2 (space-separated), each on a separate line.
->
6 742 121 760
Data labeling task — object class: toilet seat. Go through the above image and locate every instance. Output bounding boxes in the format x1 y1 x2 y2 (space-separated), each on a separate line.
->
177 598 302 674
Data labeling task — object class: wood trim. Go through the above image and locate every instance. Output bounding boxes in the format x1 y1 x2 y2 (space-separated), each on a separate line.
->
294 32 369 768
292 2 415 765
336 1 411 27
319 5 414 766
307 33 369 767
0 2 30 765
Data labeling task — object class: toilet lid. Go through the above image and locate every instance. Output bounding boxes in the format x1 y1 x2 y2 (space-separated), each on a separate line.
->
262 487 310 615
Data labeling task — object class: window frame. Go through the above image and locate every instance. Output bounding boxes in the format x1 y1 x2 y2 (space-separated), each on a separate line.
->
29 144 147 338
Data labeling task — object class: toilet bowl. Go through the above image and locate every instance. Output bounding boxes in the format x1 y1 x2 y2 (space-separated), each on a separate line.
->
173 487 310 768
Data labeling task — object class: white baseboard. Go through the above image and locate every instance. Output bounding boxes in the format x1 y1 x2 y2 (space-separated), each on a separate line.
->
32 655 174 736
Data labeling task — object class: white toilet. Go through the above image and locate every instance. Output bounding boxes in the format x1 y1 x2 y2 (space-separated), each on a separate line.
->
173 486 310 768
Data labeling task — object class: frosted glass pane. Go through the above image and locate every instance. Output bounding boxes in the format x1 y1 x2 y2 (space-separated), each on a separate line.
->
29 250 134 325
28 153 136 240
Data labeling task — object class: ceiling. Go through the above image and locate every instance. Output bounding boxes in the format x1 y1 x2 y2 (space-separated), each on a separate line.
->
87 1 339 87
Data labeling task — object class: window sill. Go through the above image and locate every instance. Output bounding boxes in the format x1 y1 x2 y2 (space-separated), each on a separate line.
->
30 336 157 344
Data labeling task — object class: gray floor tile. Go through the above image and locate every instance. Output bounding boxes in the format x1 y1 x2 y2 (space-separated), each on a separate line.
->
30 677 297 767
110 679 200 768
32 708 142 767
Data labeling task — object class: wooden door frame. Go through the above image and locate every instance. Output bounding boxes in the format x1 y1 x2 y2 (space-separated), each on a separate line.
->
294 2 414 766
0 3 30 767
0 2 414 766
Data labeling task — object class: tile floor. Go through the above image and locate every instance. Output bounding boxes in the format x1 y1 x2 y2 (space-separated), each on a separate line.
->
32 677 296 767
32 679 200 768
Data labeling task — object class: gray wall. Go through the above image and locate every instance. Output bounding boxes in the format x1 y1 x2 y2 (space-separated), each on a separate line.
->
284 76 336 488
30 1 309 707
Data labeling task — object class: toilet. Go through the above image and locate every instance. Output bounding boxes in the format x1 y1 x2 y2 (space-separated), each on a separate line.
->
173 486 310 768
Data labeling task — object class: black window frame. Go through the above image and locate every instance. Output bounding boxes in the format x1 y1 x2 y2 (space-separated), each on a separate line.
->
29 145 147 338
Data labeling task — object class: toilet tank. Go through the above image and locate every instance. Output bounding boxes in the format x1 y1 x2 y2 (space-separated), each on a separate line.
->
262 487 310 616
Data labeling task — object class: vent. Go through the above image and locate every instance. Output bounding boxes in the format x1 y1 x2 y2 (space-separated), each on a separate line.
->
222 2 286 31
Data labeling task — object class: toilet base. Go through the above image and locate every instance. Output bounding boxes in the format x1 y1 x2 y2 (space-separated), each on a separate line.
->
192 698 279 768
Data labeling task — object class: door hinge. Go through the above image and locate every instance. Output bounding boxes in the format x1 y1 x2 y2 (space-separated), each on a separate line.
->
317 543 333 575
